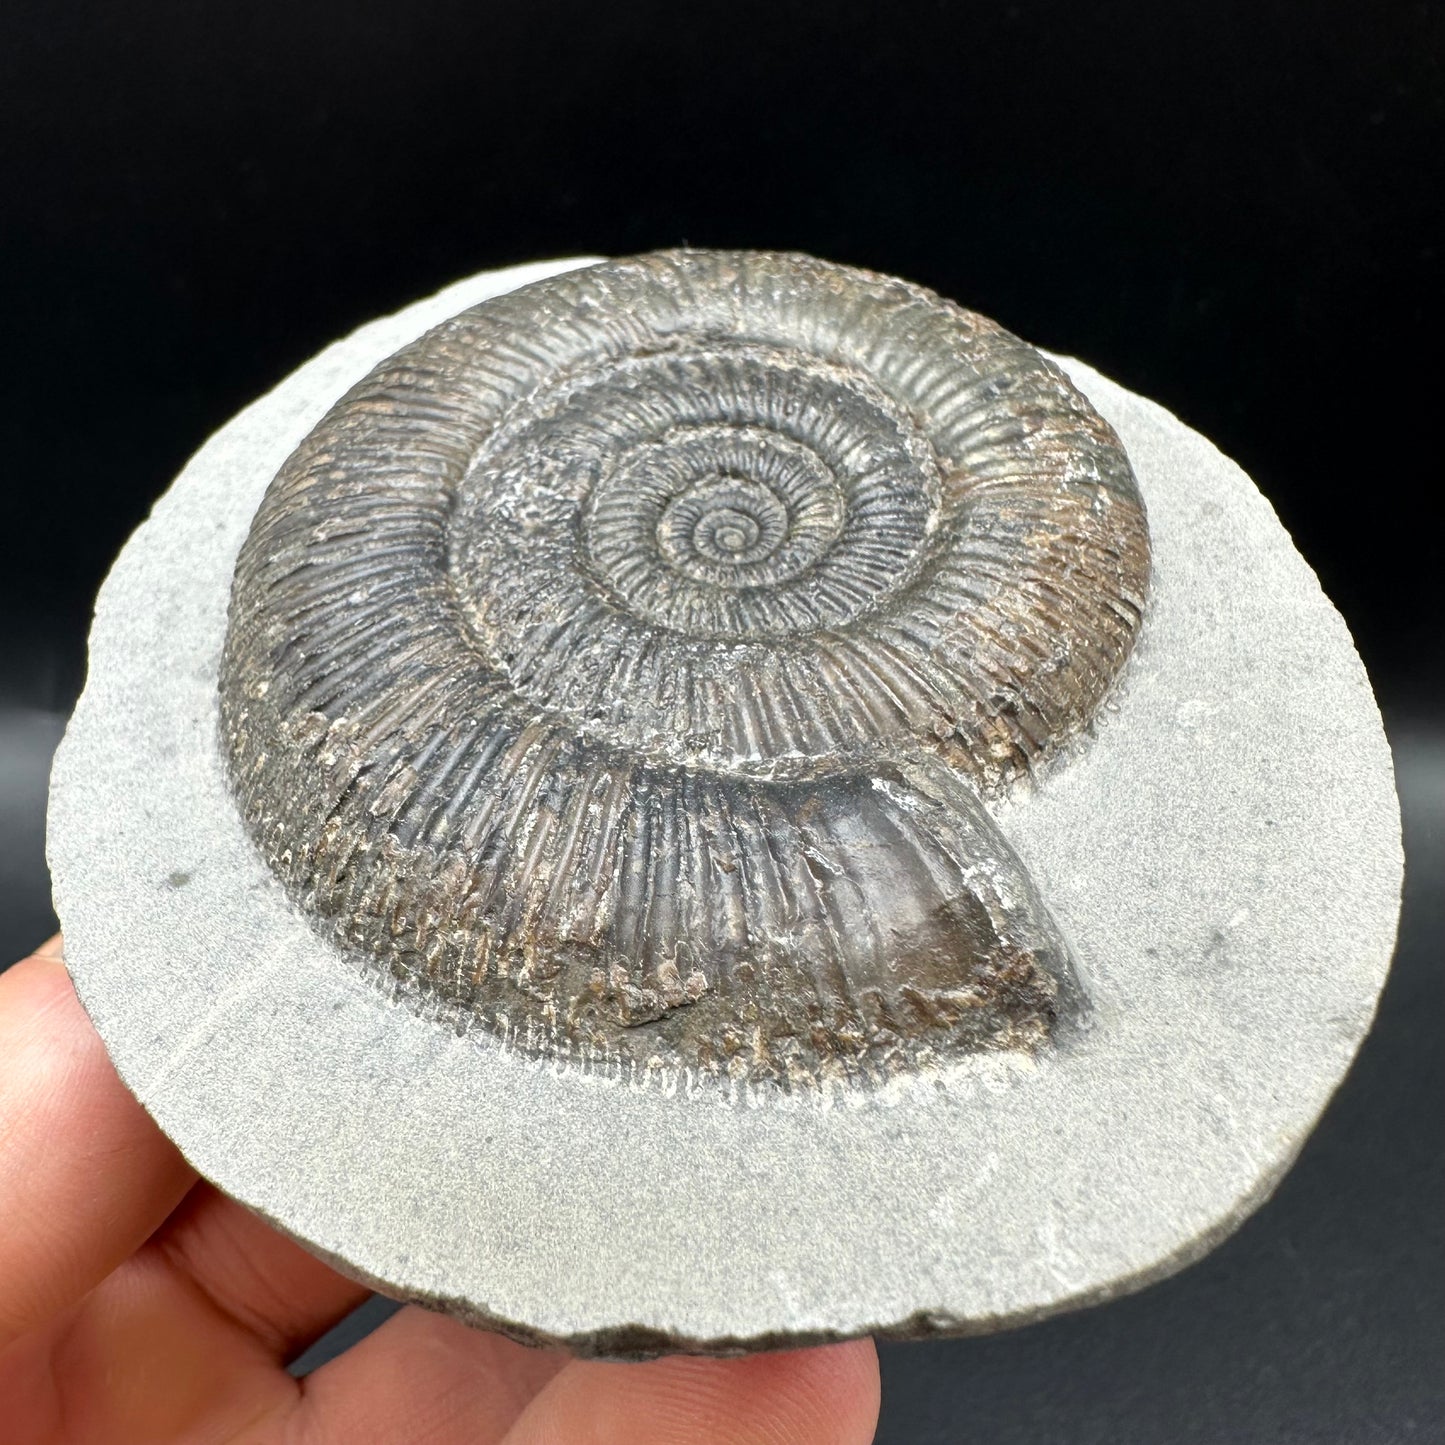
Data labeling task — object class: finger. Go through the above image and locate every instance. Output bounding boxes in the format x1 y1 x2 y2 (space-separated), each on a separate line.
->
1 938 367 1356
504 1338 882 1445
296 1306 568 1444
3 1237 298 1444
149 1182 371 1362
298 1312 879 1445
0 1181 368 1443
0 943 196 1347
12 936 374 1359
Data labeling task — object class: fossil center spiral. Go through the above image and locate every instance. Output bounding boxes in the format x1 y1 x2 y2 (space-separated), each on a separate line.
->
659 475 786 569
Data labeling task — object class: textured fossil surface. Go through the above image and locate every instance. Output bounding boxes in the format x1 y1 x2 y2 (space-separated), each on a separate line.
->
219 250 1150 1087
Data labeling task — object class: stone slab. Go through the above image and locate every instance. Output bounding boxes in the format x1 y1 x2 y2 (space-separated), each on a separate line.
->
47 259 1403 1355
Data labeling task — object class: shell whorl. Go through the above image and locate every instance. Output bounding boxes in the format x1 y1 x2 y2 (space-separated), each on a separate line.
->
220 250 1150 1089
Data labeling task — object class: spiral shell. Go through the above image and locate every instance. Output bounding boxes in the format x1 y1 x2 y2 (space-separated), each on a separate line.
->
220 250 1150 1088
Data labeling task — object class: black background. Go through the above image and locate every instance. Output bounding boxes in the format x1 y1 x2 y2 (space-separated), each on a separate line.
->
1 2 1440 1440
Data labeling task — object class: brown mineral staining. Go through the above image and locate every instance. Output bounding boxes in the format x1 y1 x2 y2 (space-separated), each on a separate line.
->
219 250 1150 1089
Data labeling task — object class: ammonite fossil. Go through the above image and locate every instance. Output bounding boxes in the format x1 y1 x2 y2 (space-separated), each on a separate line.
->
219 249 1150 1087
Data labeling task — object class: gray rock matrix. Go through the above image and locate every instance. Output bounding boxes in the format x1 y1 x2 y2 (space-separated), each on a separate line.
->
48 256 1401 1355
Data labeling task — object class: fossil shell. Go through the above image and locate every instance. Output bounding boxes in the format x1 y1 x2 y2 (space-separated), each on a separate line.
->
219 250 1150 1087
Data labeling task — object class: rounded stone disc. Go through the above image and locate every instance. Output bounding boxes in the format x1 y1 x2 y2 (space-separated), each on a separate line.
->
47 256 1402 1355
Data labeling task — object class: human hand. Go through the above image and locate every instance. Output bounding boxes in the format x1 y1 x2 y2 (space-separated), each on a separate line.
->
0 938 881 1443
